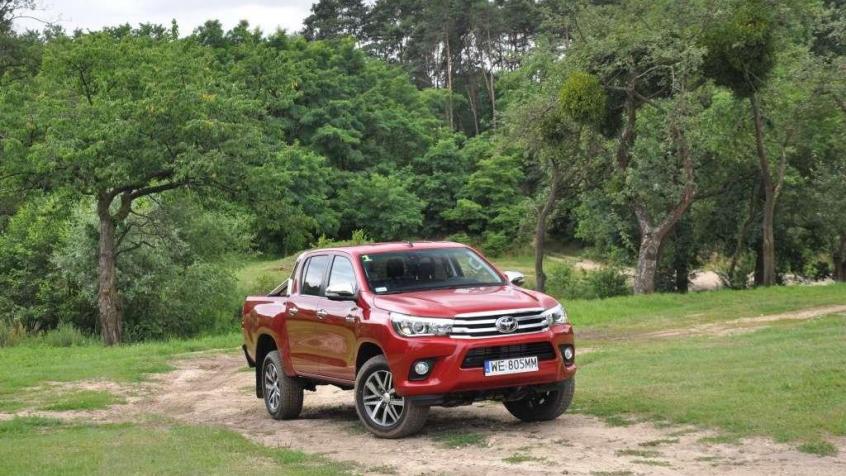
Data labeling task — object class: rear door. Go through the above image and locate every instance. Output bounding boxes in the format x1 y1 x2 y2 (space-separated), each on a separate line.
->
318 255 362 381
286 254 330 375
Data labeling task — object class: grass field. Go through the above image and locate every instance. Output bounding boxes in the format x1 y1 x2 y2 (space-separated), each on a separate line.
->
0 417 345 475
575 314 846 455
0 333 239 412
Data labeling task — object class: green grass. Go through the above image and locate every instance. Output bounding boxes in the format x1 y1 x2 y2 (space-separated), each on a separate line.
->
0 333 240 411
503 453 548 464
430 430 488 448
567 283 846 338
577 315 846 452
797 440 838 457
38 390 123 412
0 417 345 475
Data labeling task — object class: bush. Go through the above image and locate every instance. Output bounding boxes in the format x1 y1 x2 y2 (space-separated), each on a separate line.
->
0 319 26 348
584 266 629 298
480 231 511 257
546 262 630 300
39 322 95 347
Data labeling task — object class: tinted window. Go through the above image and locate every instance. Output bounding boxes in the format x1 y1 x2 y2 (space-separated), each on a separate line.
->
302 255 330 296
328 257 357 291
360 248 503 294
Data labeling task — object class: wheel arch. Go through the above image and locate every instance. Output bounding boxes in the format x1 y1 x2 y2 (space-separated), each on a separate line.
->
254 333 278 398
355 341 385 376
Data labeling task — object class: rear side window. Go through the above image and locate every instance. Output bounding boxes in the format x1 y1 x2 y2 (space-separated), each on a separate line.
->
328 256 357 291
302 255 330 296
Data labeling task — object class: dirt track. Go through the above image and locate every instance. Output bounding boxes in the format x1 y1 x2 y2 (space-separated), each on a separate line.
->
118 351 843 476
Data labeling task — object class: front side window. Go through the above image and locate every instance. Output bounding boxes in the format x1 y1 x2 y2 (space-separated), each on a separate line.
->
360 247 503 294
328 256 357 291
302 255 330 296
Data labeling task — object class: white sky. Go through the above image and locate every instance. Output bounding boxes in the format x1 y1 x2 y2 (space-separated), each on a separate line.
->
13 1 316 36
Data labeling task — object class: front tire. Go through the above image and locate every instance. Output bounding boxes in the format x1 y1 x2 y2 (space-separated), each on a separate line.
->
262 350 303 420
504 378 575 422
355 355 429 438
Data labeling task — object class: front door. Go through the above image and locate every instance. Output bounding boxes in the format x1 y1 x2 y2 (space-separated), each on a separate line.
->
318 255 361 381
286 254 330 376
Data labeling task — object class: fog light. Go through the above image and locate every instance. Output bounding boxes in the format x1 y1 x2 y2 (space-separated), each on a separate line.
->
563 346 574 361
409 359 434 381
414 361 431 375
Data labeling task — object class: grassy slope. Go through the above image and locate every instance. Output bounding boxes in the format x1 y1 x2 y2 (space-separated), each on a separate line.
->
576 314 846 453
0 417 345 476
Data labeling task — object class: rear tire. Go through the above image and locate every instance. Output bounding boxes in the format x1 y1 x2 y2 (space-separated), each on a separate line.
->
262 350 303 420
504 378 574 422
355 355 429 438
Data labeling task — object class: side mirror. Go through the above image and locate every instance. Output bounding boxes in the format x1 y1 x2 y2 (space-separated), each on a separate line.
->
504 271 525 286
326 282 357 301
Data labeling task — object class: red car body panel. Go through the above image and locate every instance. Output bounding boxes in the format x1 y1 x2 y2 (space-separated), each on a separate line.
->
242 242 576 399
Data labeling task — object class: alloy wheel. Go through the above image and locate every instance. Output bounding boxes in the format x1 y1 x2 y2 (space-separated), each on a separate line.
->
362 369 404 427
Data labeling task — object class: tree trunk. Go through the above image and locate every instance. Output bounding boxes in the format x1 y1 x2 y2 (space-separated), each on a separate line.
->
534 162 561 293
834 234 846 281
728 183 758 283
750 94 778 286
634 231 662 294
760 186 777 286
444 34 454 130
97 198 122 345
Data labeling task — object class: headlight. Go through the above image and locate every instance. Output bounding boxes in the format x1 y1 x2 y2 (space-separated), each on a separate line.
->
541 303 568 325
390 313 454 337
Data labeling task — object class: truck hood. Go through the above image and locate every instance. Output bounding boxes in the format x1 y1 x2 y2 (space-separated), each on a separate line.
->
372 285 554 318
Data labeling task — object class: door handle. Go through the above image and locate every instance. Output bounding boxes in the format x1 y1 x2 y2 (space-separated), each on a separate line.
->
288 305 299 316
345 306 360 323
316 309 328 319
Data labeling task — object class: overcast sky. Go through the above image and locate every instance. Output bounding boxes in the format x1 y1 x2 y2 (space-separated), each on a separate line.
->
14 1 316 36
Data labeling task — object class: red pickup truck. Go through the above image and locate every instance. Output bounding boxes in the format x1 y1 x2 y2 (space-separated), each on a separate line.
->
242 242 576 438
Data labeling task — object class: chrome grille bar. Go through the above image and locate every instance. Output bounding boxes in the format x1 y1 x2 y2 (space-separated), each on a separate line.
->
449 308 550 339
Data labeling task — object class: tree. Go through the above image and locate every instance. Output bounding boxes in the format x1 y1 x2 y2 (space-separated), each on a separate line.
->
701 0 780 285
510 69 605 292
7 33 267 344
571 0 707 294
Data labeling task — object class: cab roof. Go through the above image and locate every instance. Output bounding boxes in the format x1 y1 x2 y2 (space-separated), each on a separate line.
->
313 241 467 257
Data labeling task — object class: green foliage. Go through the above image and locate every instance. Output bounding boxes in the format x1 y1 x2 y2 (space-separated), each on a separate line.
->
546 263 629 300
336 173 424 240
559 71 607 126
39 322 95 348
701 0 777 97
0 320 25 348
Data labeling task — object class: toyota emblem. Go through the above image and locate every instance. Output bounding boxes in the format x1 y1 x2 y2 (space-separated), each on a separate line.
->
495 315 518 333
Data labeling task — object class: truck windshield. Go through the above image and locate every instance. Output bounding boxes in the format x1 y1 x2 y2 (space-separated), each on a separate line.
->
360 248 504 294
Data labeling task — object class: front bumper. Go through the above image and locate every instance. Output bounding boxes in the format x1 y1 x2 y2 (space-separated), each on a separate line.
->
383 324 576 397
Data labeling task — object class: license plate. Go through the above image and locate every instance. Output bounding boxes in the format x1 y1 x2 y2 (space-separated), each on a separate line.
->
484 356 539 376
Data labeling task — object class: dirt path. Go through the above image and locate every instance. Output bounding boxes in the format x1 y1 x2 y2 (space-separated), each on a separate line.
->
90 351 838 476
642 304 846 339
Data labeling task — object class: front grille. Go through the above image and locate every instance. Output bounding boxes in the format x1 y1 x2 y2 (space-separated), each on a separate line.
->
461 342 556 368
449 308 549 338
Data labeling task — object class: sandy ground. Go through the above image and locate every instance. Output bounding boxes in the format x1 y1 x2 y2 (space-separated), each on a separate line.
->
5 307 846 475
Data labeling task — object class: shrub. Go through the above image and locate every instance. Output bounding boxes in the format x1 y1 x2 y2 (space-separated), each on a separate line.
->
546 262 630 300
0 319 27 348
584 267 629 298
40 322 95 347
480 231 511 257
